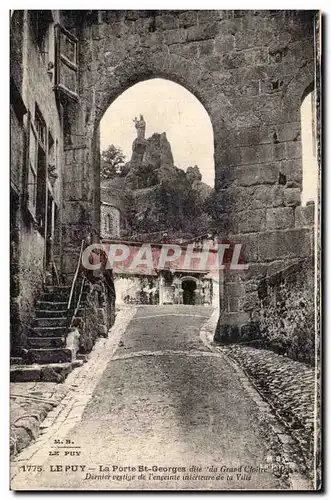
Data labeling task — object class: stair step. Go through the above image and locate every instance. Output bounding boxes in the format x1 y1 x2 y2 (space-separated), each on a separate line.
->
34 317 67 327
30 326 67 337
28 348 73 364
41 293 70 303
10 362 77 382
36 309 68 318
44 285 71 294
35 309 84 319
28 337 66 349
10 357 24 365
37 301 68 310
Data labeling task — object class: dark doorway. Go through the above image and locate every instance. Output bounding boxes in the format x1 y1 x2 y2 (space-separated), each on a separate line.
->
182 279 197 305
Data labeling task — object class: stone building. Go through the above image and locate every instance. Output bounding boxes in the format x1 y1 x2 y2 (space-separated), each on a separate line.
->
10 11 66 355
10 10 319 362
105 241 219 308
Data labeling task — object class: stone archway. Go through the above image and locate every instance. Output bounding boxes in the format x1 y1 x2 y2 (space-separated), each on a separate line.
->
61 42 234 259
60 10 316 335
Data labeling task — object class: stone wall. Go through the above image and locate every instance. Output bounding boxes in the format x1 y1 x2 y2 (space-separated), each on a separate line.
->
60 10 317 330
215 255 316 366
75 278 116 354
256 257 315 364
10 11 66 348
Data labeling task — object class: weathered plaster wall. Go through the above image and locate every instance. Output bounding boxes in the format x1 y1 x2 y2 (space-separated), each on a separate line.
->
11 11 65 343
61 10 316 330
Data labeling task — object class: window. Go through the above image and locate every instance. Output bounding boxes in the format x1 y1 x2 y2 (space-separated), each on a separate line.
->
54 24 78 101
27 124 37 216
106 213 112 233
35 105 46 148
26 104 48 230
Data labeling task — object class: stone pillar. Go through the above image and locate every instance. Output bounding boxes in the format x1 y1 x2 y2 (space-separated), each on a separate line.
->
158 274 164 305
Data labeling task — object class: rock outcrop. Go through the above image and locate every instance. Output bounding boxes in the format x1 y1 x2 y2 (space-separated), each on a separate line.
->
101 131 214 238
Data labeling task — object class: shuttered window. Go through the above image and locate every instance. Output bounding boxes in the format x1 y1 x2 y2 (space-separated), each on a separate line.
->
54 24 79 101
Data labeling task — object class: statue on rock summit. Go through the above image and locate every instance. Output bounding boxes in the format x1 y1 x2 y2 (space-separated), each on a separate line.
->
133 115 146 139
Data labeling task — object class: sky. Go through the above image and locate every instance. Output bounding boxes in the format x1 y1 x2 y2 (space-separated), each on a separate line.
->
100 78 215 187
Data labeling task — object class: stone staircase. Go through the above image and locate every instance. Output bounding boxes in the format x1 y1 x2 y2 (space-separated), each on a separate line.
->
10 285 85 383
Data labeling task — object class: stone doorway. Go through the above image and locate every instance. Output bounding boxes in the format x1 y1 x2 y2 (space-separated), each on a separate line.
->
182 278 197 305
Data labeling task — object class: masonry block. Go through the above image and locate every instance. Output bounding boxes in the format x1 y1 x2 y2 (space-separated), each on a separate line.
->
236 164 279 187
169 41 199 58
284 188 301 207
244 48 269 66
280 159 302 188
221 185 283 213
198 10 224 24
135 17 155 34
214 35 234 53
237 209 266 233
199 40 215 56
178 11 197 28
141 32 165 49
276 122 301 142
214 323 240 344
235 29 268 50
164 29 186 45
233 127 272 147
222 51 246 69
286 141 302 159
237 263 268 282
239 144 273 165
155 14 178 31
258 229 313 262
202 55 222 72
231 233 259 264
295 204 315 228
266 207 295 230
186 22 219 42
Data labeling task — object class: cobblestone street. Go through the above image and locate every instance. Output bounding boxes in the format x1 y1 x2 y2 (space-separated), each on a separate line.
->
11 306 305 490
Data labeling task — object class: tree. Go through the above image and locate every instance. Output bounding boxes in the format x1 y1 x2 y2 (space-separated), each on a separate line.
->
100 145 126 180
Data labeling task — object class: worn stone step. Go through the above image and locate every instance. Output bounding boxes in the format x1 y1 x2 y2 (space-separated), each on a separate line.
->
10 362 75 382
34 317 67 328
35 309 83 318
41 293 70 303
28 348 73 364
30 326 67 337
10 357 24 365
37 301 68 310
44 285 71 294
28 337 66 349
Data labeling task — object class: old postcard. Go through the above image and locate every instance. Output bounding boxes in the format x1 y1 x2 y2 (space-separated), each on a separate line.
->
10 9 321 490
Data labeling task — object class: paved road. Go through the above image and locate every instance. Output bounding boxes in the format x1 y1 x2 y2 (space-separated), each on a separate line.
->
12 306 286 490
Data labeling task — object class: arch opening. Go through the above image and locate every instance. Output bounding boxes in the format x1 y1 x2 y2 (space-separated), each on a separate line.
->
99 77 215 242
98 78 217 309
300 86 318 206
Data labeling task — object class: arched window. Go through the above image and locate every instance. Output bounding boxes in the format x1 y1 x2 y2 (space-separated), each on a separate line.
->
301 87 318 206
106 213 111 234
